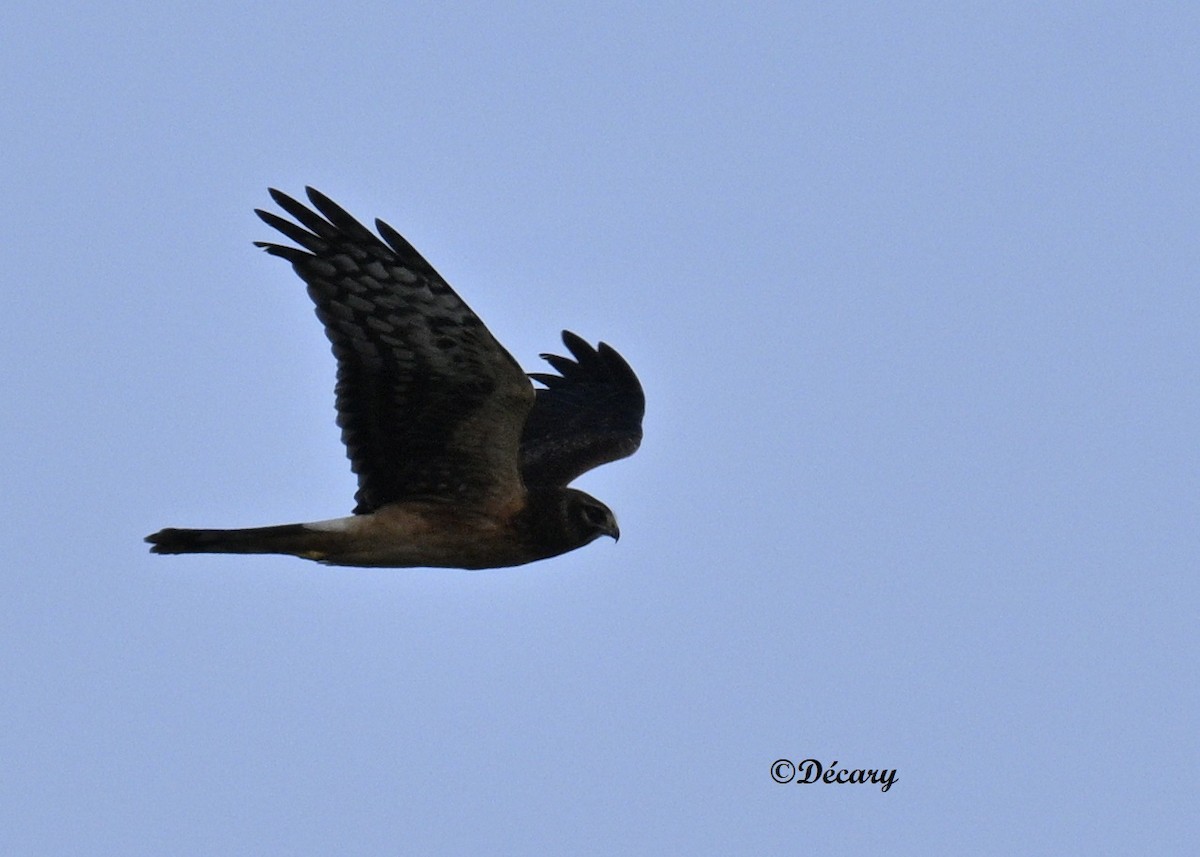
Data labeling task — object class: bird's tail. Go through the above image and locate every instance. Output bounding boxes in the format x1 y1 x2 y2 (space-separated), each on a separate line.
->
145 524 329 560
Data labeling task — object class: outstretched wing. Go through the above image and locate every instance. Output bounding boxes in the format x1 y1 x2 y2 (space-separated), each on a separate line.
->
519 331 644 487
255 187 534 515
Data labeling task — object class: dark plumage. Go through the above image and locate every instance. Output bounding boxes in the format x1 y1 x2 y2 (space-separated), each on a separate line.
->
146 188 643 568
521 331 644 487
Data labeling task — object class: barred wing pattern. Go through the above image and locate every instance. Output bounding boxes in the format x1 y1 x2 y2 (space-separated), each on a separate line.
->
255 187 534 514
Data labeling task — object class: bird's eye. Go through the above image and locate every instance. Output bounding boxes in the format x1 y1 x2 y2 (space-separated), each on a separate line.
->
576 502 605 528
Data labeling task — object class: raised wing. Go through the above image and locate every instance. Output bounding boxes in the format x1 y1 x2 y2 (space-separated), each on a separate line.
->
520 331 644 487
255 187 534 514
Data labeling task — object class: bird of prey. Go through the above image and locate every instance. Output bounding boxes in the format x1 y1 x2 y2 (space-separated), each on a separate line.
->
146 188 644 569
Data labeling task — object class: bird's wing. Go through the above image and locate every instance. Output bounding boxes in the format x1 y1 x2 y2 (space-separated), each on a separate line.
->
255 187 534 515
519 331 644 487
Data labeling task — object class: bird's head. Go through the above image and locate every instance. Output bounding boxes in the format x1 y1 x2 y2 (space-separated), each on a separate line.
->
565 489 620 543
519 486 620 562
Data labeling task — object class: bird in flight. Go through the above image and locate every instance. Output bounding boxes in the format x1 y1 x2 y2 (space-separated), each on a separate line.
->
146 188 644 568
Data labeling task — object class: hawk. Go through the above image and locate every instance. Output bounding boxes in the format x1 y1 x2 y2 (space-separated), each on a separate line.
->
146 188 644 569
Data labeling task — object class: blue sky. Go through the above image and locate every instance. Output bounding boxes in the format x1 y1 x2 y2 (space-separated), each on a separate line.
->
3 2 1196 853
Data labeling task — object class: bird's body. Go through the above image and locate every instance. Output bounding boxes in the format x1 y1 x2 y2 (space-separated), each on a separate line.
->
150 487 613 569
146 188 643 569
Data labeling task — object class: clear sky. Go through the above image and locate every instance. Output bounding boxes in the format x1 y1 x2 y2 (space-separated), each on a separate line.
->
3 2 1196 853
